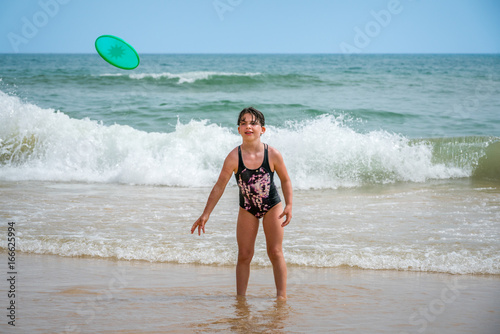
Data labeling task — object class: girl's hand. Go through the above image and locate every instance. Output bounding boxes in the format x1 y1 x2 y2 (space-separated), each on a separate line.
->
191 215 208 235
279 205 292 227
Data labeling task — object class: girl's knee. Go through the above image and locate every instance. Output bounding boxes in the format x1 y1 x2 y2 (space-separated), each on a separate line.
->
267 247 284 262
238 249 254 264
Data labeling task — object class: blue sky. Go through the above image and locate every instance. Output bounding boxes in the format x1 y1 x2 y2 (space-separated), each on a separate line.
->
1 0 499 53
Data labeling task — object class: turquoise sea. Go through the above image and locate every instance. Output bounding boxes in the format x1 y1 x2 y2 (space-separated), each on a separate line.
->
1 54 499 275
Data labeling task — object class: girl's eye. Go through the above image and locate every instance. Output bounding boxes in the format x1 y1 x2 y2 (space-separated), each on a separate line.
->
240 121 258 126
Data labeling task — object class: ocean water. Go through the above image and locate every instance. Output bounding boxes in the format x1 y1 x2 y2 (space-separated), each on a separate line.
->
1 54 499 275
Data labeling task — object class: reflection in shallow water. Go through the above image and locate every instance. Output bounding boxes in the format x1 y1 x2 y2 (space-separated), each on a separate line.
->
231 296 290 333
195 295 291 333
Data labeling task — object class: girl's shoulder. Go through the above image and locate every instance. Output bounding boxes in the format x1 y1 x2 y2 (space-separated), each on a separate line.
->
266 144 282 157
266 144 284 166
224 146 240 164
228 145 240 156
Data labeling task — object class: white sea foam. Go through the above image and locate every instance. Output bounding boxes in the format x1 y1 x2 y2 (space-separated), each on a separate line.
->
1 141 498 276
99 71 262 84
266 115 469 189
0 91 238 185
14 235 499 275
0 92 475 188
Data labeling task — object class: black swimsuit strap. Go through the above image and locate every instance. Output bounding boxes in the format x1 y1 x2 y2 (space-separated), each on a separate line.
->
263 144 270 171
237 146 244 173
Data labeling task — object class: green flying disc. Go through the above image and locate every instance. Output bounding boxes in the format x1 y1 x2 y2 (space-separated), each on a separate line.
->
95 35 140 70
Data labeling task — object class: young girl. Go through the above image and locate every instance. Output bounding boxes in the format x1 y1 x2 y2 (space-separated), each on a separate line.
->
191 107 293 299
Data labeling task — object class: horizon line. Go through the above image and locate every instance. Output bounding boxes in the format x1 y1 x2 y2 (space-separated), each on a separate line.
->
1 52 499 55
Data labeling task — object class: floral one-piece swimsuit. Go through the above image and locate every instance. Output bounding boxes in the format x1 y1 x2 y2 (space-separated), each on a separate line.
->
235 144 281 218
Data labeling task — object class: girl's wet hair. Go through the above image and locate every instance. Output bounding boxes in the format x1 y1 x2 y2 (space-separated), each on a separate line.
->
237 107 265 126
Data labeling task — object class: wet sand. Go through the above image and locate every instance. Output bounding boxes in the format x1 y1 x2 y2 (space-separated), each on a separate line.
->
2 253 499 333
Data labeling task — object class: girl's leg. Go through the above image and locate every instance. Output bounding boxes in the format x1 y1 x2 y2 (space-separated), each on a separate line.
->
236 208 259 296
262 203 287 299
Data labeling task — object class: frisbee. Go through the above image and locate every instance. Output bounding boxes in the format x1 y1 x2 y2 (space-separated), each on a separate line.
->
95 35 140 70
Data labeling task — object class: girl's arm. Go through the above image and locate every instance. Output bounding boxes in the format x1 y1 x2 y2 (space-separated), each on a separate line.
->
270 147 293 227
191 149 238 235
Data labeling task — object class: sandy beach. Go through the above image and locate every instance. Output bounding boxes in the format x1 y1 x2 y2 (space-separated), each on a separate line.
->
1 253 497 333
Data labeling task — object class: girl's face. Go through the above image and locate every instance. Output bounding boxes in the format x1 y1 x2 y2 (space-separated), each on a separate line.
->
238 113 266 139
